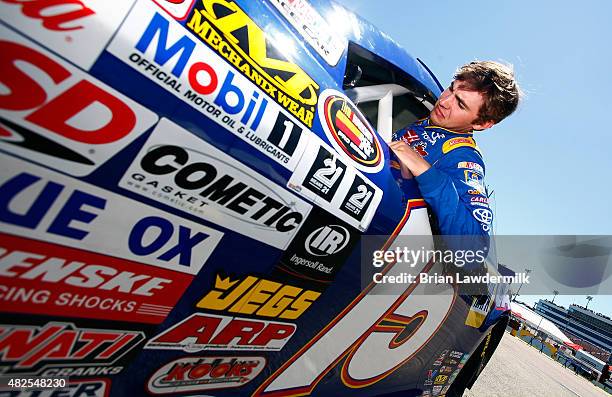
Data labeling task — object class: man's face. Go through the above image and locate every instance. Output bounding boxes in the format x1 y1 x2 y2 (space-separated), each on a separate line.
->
429 81 493 132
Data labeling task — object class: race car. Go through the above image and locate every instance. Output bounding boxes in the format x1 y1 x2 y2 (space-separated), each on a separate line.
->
0 0 510 396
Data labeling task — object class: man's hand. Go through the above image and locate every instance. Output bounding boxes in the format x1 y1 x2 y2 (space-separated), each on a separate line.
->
389 140 432 177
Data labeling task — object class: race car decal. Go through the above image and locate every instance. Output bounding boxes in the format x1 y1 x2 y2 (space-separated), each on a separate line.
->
0 154 223 276
147 356 265 394
0 322 144 376
274 207 359 285
186 0 319 128
107 0 312 170
145 313 296 352
119 118 312 249
253 200 455 396
318 90 384 173
287 139 382 231
153 0 196 20
269 0 346 66
0 26 158 176
0 0 134 69
196 274 321 320
0 233 192 324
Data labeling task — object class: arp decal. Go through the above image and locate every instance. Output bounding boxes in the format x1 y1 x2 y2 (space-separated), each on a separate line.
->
145 313 296 352
253 201 455 397
147 356 265 394
107 1 312 170
318 89 384 173
0 0 134 69
196 274 321 320
0 27 158 176
186 0 319 128
0 322 143 376
270 0 346 66
153 0 196 20
288 140 382 231
1 378 111 397
0 154 223 275
0 234 192 324
275 207 358 284
119 118 312 249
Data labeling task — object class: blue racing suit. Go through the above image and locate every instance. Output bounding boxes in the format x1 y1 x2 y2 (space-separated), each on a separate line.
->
391 118 493 237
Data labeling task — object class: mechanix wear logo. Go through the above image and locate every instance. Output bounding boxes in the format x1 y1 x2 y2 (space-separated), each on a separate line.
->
186 0 319 128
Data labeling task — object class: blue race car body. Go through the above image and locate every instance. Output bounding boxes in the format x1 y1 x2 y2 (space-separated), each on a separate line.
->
0 1 510 396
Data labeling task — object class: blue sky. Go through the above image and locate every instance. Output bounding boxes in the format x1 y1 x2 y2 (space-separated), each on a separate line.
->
334 0 612 316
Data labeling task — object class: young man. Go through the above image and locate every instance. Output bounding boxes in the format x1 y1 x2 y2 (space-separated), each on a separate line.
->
389 61 520 236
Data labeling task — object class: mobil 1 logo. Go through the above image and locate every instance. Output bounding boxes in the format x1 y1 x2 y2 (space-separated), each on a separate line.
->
275 207 358 285
340 174 375 222
302 146 346 201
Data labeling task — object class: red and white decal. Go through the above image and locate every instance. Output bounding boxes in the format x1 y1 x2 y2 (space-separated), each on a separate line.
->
0 234 192 324
0 154 223 276
0 26 158 176
152 0 196 20
147 356 265 394
146 313 296 352
253 200 455 396
0 322 143 374
0 0 135 69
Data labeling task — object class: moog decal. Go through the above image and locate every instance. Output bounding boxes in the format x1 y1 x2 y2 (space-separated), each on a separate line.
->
0 26 158 176
107 0 311 170
0 154 223 276
119 119 311 249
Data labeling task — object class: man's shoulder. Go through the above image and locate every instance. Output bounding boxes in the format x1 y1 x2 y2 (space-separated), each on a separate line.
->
436 145 486 174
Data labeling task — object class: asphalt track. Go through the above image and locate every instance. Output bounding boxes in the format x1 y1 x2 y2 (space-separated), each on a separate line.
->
464 332 610 397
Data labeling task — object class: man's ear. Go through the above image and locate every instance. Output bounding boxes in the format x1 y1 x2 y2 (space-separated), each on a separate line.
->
472 120 495 131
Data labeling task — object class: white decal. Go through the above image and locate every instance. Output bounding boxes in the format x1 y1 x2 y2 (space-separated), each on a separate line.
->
0 0 135 70
0 153 223 275
119 118 312 249
106 0 313 170
0 26 158 176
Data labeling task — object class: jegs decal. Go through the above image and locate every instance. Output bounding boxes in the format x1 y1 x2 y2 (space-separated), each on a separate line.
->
196 274 321 320
107 0 312 170
0 0 135 69
145 313 296 352
288 139 382 231
147 356 266 394
119 118 312 250
318 89 384 173
0 26 158 177
0 154 223 276
0 322 144 376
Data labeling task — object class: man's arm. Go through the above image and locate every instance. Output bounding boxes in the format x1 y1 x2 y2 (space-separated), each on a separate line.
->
390 141 492 236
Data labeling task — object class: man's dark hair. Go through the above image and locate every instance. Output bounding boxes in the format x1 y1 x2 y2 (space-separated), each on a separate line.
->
454 60 521 125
